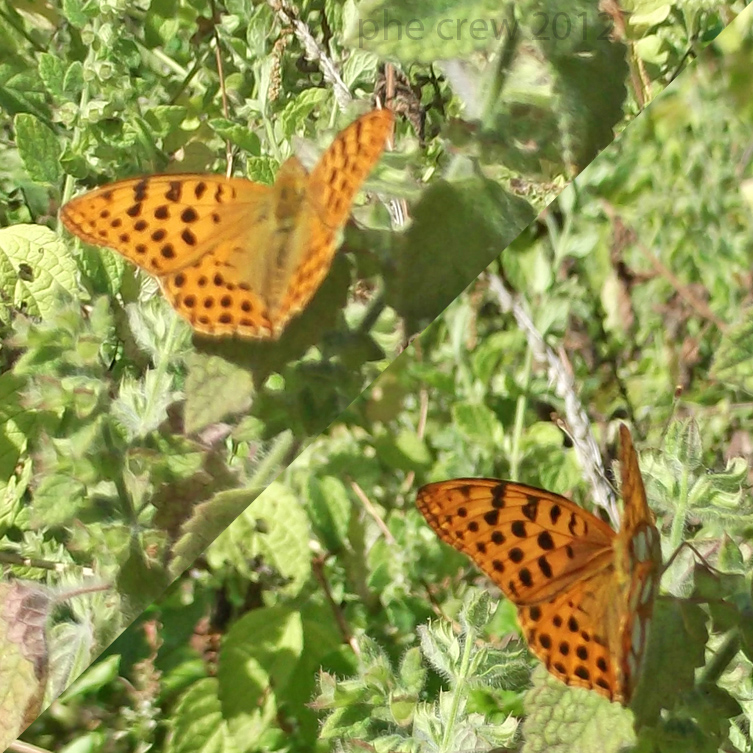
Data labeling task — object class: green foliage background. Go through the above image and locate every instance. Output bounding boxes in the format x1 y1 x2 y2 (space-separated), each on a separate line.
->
11 8 753 752
1 0 752 751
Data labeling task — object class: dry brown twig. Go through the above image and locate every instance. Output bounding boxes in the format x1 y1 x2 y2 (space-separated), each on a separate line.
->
487 272 620 527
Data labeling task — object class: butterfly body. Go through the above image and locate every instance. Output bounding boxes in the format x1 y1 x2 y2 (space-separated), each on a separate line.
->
273 156 308 224
416 425 661 704
61 109 393 339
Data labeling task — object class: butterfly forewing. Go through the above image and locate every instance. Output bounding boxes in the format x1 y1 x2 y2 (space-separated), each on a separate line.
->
60 176 268 277
271 208 337 331
308 108 394 229
416 425 662 705
261 108 393 336
416 479 615 605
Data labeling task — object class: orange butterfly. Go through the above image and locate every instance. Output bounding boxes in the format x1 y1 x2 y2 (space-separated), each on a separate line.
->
60 109 393 340
416 424 662 704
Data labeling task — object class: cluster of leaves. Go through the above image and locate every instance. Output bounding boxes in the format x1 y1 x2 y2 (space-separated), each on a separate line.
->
317 593 524 751
1 0 753 751
0 289 296 744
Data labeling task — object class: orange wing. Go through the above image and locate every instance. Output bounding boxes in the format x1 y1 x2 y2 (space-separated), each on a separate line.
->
268 108 393 336
307 108 393 229
614 423 662 702
60 175 268 277
416 478 616 605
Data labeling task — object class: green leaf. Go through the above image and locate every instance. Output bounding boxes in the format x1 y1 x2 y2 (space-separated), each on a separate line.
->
208 118 262 155
0 225 79 322
183 353 254 434
452 402 505 447
58 654 120 699
167 678 240 753
14 114 62 185
373 429 431 473
388 177 535 332
63 61 84 100
38 53 66 98
307 474 351 553
631 598 708 727
218 606 303 720
711 310 753 391
0 372 30 496
522 668 636 753
541 11 629 170
169 487 257 579
206 482 311 596
0 582 51 749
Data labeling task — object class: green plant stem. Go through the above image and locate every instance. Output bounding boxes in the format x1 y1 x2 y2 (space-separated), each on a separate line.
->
0 6 43 51
481 2 518 129
263 109 283 164
168 55 207 106
52 581 110 605
247 429 296 489
145 46 190 80
357 291 386 335
62 28 95 205
140 314 181 436
509 346 532 480
449 304 475 399
0 552 93 573
669 455 689 552
441 619 476 753
698 628 740 688
103 420 137 520
7 739 49 753
544 202 563 255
